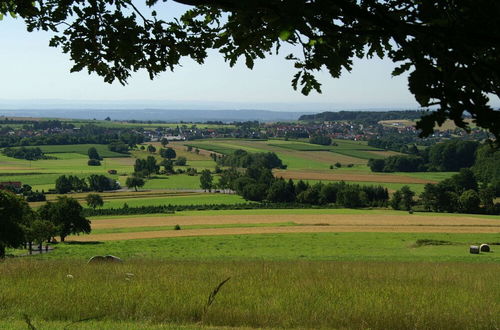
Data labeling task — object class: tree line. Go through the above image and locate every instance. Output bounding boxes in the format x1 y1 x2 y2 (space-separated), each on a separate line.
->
201 158 389 207
217 150 286 169
368 140 479 172
299 111 425 124
390 169 499 215
2 147 47 160
0 124 144 149
55 174 120 194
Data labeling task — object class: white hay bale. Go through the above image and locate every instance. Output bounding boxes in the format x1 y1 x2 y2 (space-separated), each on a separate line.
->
104 255 123 262
479 244 490 252
87 255 123 264
470 245 480 254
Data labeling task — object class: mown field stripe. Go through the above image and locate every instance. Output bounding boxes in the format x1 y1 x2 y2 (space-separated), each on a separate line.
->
70 224 500 241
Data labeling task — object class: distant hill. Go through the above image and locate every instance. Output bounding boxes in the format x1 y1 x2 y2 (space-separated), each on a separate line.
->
299 110 425 123
0 109 313 123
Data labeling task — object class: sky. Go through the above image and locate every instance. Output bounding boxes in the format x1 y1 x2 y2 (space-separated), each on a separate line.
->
0 2 492 112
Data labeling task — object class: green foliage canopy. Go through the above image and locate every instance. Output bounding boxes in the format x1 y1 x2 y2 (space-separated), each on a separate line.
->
0 190 31 258
38 196 91 242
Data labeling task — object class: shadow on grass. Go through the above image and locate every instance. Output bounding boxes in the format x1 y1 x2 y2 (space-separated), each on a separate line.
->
64 241 104 245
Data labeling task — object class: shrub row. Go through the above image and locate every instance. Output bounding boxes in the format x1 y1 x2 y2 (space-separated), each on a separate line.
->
82 202 352 216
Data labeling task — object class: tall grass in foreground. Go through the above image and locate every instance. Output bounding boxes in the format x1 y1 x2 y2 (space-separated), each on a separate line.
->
0 259 498 329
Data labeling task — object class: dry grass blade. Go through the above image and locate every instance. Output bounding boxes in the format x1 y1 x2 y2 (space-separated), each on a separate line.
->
204 277 231 315
63 315 105 329
22 314 37 330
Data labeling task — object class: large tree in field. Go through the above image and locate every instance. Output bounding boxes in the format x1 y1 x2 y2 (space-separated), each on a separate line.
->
126 176 145 191
1 0 499 139
38 197 91 242
0 190 31 258
85 193 104 209
199 169 213 192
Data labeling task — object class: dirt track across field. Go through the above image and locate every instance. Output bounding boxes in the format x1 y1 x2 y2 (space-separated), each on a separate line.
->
70 213 500 241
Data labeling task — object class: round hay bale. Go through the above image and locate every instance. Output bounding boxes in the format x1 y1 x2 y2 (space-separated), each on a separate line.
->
104 255 123 262
480 244 490 252
87 255 106 264
469 245 480 254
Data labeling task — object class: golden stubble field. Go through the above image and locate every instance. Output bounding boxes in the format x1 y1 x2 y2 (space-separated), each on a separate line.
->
273 170 436 184
69 213 500 241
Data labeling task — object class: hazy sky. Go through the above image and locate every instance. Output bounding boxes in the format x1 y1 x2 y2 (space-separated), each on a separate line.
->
1 2 492 112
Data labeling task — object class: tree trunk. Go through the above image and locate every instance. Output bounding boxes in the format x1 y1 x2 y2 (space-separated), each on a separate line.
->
0 244 5 259
134 186 138 192
60 235 65 242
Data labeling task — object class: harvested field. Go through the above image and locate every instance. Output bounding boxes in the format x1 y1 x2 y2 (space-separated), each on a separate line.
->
46 190 201 200
75 213 500 241
0 166 35 170
107 157 136 166
70 224 500 241
273 170 437 184
366 150 401 157
91 213 500 229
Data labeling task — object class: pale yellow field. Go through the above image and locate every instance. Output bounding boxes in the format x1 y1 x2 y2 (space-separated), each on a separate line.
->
151 141 214 160
273 170 436 184
69 213 500 241
366 150 401 157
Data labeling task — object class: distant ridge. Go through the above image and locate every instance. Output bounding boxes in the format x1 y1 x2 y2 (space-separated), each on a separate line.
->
299 110 425 122
0 109 315 122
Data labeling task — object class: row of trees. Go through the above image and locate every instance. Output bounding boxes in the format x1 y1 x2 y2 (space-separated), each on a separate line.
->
368 140 480 173
55 174 120 193
217 150 285 169
0 124 144 149
0 190 91 258
390 169 499 214
2 147 46 160
201 165 389 207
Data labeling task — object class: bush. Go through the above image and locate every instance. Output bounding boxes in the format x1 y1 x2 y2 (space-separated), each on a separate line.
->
87 159 101 166
309 135 332 145
174 157 187 166
24 191 46 202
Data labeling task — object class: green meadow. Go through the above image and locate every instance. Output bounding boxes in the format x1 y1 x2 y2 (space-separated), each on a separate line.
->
8 231 498 262
1 259 498 329
97 193 245 209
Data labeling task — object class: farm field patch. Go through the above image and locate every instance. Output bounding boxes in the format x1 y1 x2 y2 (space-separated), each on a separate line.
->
74 213 500 241
97 193 245 209
28 144 127 158
273 169 437 184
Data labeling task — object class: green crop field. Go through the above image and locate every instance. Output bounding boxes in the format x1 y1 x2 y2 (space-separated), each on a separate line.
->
10 144 128 158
